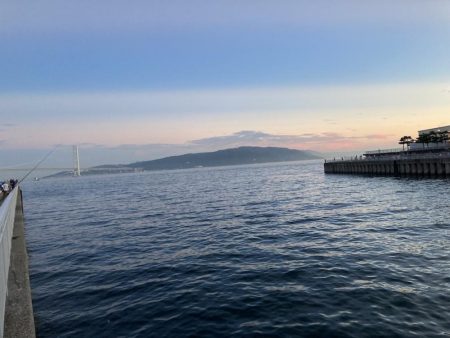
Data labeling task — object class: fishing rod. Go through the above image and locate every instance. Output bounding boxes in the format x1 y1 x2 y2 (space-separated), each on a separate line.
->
18 146 60 184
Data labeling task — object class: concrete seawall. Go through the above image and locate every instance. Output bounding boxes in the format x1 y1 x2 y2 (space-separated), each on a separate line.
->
3 190 36 338
324 157 450 177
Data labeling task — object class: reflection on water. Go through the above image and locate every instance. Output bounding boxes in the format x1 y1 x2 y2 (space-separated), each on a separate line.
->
22 161 450 337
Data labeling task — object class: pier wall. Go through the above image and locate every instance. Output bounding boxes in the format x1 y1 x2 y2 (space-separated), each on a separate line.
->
0 188 18 337
1 188 35 338
324 157 450 177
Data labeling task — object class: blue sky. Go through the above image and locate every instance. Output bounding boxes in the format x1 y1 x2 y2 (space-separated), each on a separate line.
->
0 0 449 167
2 0 448 92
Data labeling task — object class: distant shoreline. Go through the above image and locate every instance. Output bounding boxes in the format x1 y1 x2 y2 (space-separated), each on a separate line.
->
43 149 322 179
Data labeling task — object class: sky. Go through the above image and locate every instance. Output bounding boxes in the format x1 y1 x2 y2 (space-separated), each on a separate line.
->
0 0 449 167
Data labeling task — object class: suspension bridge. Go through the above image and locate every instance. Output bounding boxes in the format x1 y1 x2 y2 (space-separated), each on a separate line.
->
0 145 82 180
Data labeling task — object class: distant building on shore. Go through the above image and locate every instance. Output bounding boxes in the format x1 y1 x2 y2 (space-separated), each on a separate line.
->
410 125 450 151
418 125 450 136
324 124 450 177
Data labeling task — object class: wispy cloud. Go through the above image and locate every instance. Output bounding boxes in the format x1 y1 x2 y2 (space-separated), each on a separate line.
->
0 123 16 133
0 83 448 150
364 134 391 140
111 130 395 156
61 130 393 165
191 131 276 147
68 130 391 165
1 82 447 123
192 130 392 149
0 129 404 167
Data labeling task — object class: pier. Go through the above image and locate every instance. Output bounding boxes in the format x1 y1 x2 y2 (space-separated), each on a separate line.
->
324 152 450 177
0 187 35 338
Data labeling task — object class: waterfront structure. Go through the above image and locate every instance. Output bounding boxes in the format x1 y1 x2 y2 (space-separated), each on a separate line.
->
409 125 450 151
324 153 450 177
324 126 450 177
418 125 450 136
0 187 35 337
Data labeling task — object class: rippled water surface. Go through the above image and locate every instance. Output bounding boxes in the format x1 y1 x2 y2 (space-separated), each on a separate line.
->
22 161 450 337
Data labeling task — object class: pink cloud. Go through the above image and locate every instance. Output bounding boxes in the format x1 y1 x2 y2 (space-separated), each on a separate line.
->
189 130 394 152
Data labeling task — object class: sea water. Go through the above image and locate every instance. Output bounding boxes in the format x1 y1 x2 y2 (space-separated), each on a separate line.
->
21 160 450 337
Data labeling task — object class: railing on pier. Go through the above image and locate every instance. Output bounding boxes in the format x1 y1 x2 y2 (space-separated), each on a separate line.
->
364 148 403 155
325 151 450 163
410 143 450 151
0 187 18 337
364 144 450 155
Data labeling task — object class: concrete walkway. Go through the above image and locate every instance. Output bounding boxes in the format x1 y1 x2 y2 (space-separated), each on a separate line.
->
3 190 35 338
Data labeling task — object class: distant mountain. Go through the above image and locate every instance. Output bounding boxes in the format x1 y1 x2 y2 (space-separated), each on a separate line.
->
43 146 321 179
128 146 321 171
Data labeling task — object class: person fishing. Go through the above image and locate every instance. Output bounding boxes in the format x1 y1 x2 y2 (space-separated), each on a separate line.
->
10 179 18 190
1 181 10 195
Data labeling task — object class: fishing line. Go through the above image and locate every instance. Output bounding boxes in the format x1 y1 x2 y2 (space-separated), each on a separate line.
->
18 146 60 183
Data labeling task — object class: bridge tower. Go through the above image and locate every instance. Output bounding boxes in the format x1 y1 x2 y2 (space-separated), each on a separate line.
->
73 145 81 176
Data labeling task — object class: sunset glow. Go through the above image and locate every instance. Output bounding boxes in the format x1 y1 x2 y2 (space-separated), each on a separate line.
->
1 0 449 165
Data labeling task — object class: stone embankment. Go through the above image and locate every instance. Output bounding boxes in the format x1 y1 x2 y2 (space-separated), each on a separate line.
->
324 153 450 177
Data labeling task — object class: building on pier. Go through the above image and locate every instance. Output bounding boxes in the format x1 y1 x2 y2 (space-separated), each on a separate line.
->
418 125 450 136
324 125 450 177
